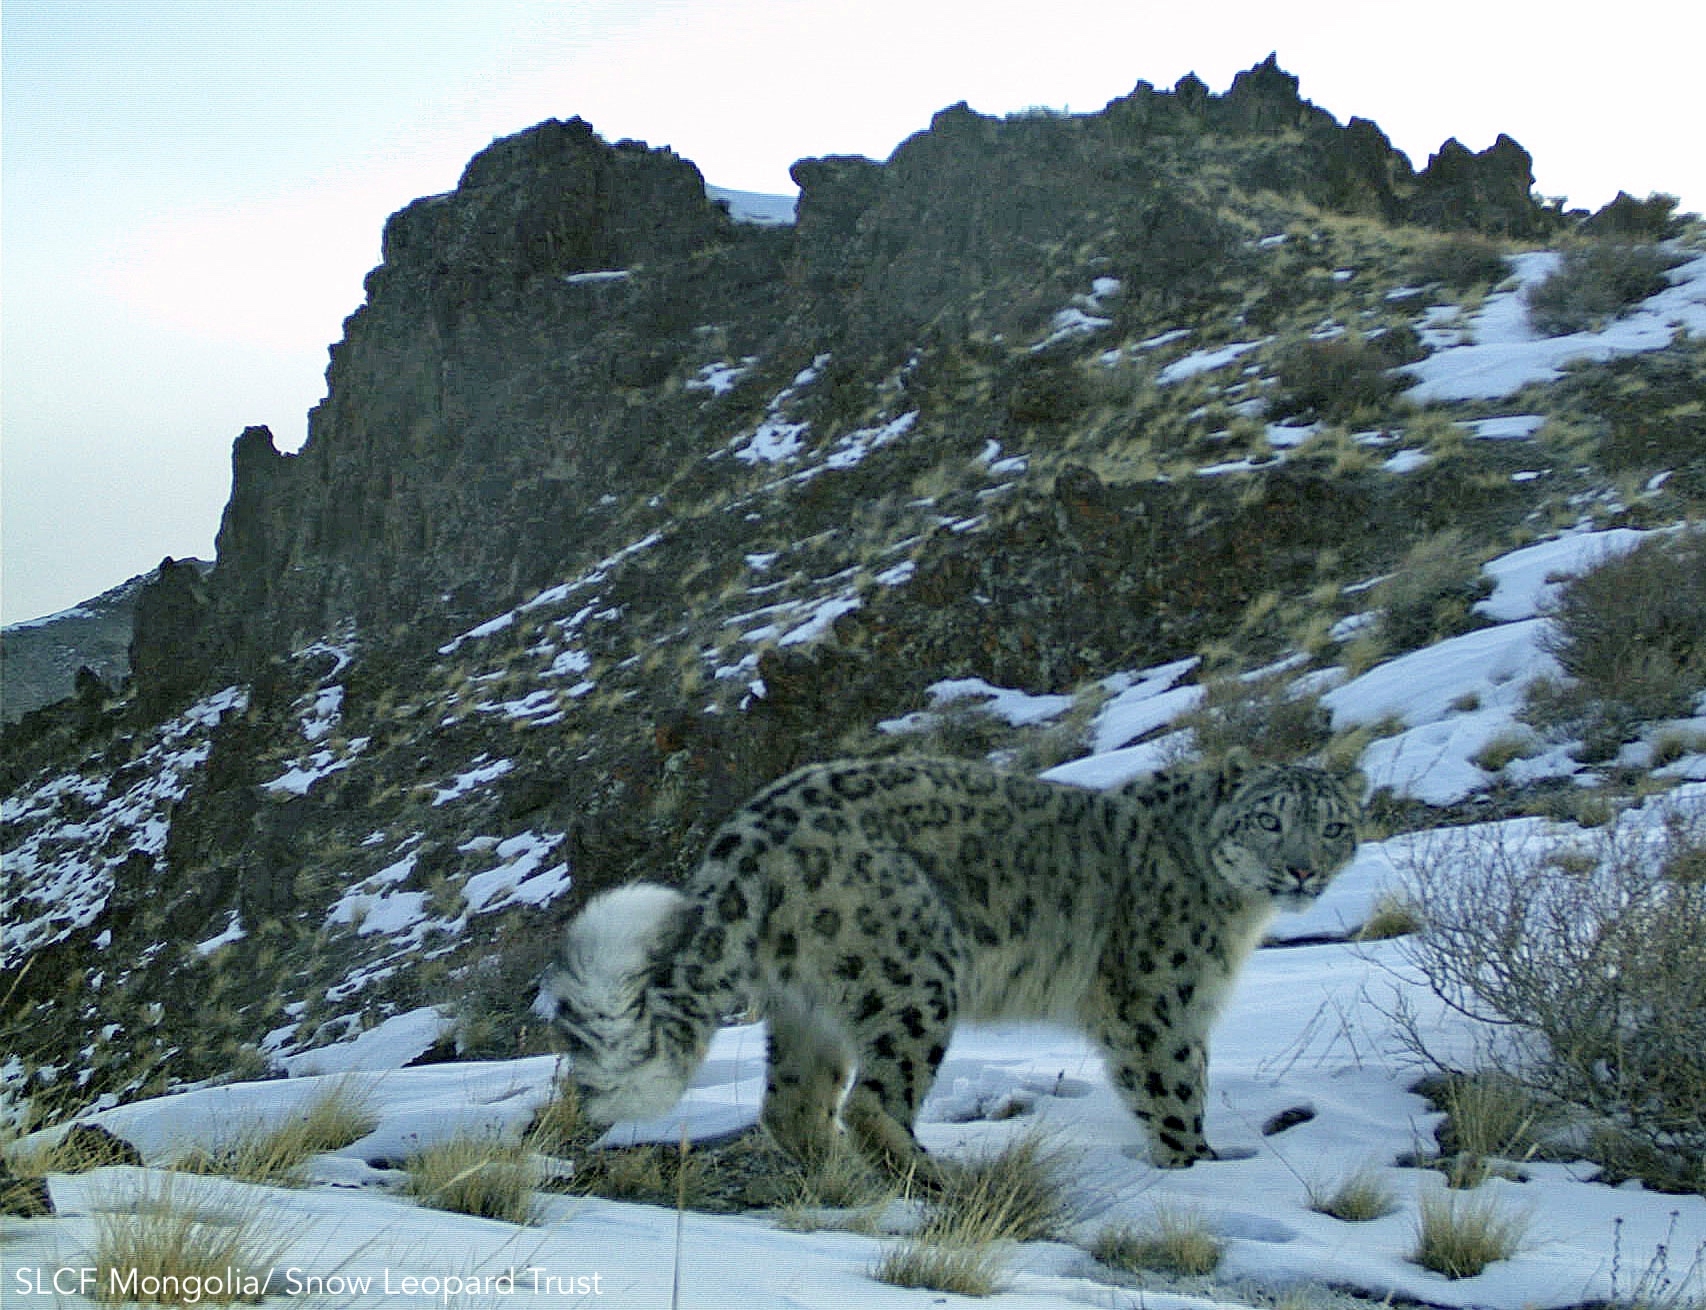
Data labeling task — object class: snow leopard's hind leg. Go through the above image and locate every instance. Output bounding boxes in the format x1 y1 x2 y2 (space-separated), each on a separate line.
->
828 853 966 1186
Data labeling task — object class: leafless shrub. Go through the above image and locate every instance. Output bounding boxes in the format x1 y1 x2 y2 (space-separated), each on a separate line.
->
1398 802 1706 1192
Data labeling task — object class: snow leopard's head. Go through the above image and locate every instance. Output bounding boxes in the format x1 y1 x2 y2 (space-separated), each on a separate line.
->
1209 759 1359 909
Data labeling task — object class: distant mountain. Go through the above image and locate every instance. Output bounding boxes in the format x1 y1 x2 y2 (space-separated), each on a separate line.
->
1 561 210 722
705 184 798 226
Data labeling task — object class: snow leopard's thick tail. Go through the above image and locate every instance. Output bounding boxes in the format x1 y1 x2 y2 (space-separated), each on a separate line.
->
542 883 743 1126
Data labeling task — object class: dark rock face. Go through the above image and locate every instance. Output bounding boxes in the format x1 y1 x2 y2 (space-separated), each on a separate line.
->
1408 134 1551 237
58 1122 145 1169
129 556 219 719
198 118 781 660
170 63 1549 687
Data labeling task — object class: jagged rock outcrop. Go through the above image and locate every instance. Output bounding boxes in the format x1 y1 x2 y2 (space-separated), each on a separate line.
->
1407 134 1550 237
195 118 788 662
169 59 1552 692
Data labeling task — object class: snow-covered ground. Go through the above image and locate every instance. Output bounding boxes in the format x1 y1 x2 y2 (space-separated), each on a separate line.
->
12 803 1705 1309
1402 246 1706 402
12 545 1706 1305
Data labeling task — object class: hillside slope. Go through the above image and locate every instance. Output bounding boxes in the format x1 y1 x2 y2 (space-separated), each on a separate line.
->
3 57 1704 1121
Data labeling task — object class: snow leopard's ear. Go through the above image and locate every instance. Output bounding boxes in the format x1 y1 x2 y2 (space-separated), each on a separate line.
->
1219 746 1255 779
1210 747 1255 799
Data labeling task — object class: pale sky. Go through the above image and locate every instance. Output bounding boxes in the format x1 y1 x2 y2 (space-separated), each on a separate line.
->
4 0 1701 624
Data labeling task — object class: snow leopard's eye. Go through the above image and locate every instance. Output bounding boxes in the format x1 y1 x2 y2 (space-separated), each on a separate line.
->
1322 821 1349 839
1255 812 1281 832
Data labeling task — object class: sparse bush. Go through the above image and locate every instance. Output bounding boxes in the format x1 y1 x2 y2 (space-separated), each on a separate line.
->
1271 336 1405 423
1093 1204 1224 1275
1524 242 1681 336
446 918 562 1059
1372 529 1491 654
1411 1186 1528 1277
1538 528 1706 736
1306 1165 1399 1222
1410 235 1510 290
1399 807 1706 1192
1179 669 1333 765
1584 191 1688 240
1004 353 1088 427
916 698 1019 761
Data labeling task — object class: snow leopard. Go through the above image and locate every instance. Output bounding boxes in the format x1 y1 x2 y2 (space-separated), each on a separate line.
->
542 753 1358 1176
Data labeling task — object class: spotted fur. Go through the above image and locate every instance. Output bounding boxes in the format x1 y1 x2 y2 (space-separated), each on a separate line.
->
543 754 1358 1173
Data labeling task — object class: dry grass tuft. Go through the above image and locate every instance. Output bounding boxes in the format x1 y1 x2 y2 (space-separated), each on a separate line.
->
401 1133 541 1225
89 1174 298 1305
775 1143 899 1234
1354 891 1424 941
872 1231 1008 1297
1306 1164 1400 1222
172 1076 378 1187
930 1130 1079 1243
870 1130 1076 1296
1093 1203 1225 1276
1411 1186 1528 1278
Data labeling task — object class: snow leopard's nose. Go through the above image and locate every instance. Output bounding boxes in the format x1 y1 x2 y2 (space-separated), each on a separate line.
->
1285 866 1314 889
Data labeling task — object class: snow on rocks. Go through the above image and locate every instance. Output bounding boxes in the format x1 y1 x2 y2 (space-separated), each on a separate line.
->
459 830 570 914
731 353 831 465
436 529 663 659
878 677 1076 735
1403 246 1706 402
262 678 371 795
1460 413 1546 441
1325 619 1561 804
1032 277 1122 351
1158 337 1271 385
2 685 249 968
818 410 919 473
1474 526 1652 621
1090 658 1202 754
1318 527 1671 803
427 756 514 806
687 355 759 395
